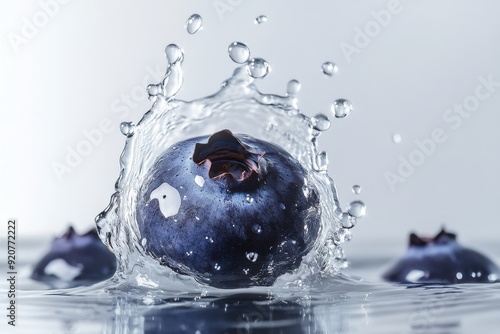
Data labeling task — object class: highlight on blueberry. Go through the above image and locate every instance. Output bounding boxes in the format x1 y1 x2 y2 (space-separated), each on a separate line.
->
137 129 322 288
31 226 117 286
383 228 500 284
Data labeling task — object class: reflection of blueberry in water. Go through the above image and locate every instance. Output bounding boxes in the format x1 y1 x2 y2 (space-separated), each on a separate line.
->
143 294 308 334
137 129 321 288
31 226 116 286
383 228 500 284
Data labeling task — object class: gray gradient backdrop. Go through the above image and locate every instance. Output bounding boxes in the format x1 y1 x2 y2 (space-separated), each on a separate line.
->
1 1 499 257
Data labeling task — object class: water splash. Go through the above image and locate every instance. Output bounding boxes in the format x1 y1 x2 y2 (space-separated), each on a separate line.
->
186 14 203 34
97 41 358 291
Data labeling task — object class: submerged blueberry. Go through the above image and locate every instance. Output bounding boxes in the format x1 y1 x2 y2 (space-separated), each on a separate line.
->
137 129 321 288
31 226 116 285
383 228 500 284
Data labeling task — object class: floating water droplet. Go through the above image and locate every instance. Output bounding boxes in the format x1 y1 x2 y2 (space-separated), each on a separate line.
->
254 15 268 24
286 79 301 96
120 122 135 137
214 263 221 271
228 42 250 64
279 203 286 210
321 62 338 76
141 238 147 247
186 14 203 34
393 133 402 143
246 252 258 262
165 44 183 64
332 99 353 118
247 58 270 78
347 200 366 218
352 185 362 194
252 224 262 234
311 113 331 131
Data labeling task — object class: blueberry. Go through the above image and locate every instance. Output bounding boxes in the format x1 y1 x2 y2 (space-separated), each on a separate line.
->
137 129 321 288
31 226 116 286
383 228 500 284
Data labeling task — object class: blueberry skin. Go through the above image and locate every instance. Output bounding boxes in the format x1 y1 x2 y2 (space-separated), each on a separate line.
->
383 229 500 284
31 226 116 285
137 130 321 288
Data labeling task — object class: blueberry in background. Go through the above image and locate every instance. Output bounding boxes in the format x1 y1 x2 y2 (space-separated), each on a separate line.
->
137 129 321 288
383 228 500 284
31 226 117 286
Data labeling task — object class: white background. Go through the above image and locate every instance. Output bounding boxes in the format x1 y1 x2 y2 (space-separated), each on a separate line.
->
1 0 499 256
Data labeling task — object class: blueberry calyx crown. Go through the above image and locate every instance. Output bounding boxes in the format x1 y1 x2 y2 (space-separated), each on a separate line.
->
409 227 457 247
192 129 265 183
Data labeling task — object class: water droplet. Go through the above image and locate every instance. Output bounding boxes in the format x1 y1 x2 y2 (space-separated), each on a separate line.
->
254 15 268 24
186 14 203 34
279 203 286 210
252 224 262 234
393 133 402 143
347 200 366 218
247 58 270 78
456 272 463 280
120 122 135 137
332 99 353 118
243 269 250 275
141 238 147 247
245 194 254 203
147 84 162 98
246 252 258 262
352 185 362 194
315 151 328 172
286 79 301 96
214 263 221 271
311 113 331 131
165 44 183 64
321 62 338 76
340 213 355 228
228 42 250 64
